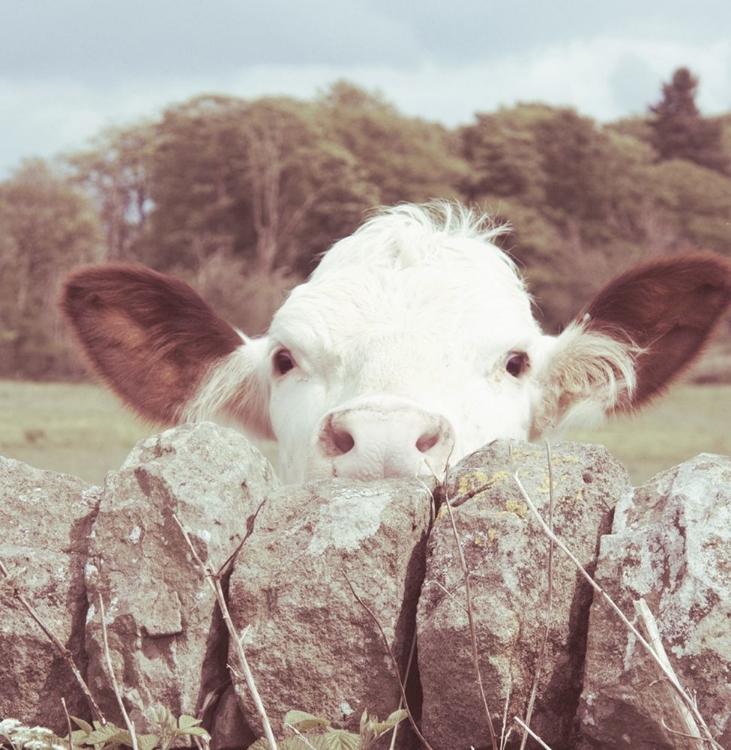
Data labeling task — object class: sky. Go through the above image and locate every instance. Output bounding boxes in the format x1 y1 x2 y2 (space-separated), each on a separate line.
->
1 0 731 179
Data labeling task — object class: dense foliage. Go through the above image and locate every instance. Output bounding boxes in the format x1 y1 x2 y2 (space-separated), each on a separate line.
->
0 160 103 378
1 70 730 380
649 67 729 173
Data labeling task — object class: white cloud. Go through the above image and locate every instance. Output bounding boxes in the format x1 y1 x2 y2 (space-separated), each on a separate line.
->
0 31 729 178
220 36 731 124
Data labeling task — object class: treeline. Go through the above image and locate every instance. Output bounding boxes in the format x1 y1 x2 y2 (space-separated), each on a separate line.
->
1 70 730 380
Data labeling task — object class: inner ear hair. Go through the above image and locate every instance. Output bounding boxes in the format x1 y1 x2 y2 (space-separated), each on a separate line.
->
61 264 243 423
531 322 639 438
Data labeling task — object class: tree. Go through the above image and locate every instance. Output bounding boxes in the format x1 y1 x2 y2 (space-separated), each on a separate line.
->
140 95 253 271
649 67 729 173
642 158 731 256
535 109 617 225
133 95 377 276
68 123 154 262
461 104 665 330
240 96 375 274
0 159 103 377
318 80 468 207
318 79 394 112
460 104 550 205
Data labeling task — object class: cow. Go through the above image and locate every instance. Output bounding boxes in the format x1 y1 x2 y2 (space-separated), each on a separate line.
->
61 202 731 484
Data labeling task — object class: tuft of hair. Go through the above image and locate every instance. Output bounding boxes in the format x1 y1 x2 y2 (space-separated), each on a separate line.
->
313 200 517 279
181 338 274 439
373 200 510 245
531 321 642 438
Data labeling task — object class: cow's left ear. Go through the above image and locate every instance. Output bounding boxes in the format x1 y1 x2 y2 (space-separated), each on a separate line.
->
532 253 731 436
61 264 274 438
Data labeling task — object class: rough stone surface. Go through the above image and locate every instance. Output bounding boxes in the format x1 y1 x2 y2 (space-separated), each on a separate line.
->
84 422 279 732
228 478 433 741
3 428 730 750
417 440 631 750
0 458 99 733
577 453 731 750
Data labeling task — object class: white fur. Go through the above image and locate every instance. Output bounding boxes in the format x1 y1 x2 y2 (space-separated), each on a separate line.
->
186 202 638 483
531 322 640 437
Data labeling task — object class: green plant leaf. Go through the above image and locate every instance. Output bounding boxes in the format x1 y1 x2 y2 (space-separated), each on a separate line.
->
137 734 159 750
113 729 134 747
285 740 317 750
70 717 94 735
180 727 209 738
369 708 408 735
69 728 90 747
359 708 408 749
284 710 331 732
85 724 126 744
384 709 407 727
177 715 202 730
249 736 349 750
319 730 359 750
248 739 306 750
153 704 177 732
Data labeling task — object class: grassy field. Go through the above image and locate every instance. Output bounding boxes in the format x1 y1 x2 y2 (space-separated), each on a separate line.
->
0 379 729 486
0 380 155 483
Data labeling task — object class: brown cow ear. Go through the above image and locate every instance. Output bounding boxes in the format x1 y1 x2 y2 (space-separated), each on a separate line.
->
61 264 246 423
531 253 731 439
581 253 731 408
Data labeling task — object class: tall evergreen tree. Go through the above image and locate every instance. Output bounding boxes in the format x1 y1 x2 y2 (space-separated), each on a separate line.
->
649 67 729 173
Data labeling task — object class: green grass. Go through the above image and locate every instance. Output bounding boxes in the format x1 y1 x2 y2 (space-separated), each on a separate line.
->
0 380 153 484
566 383 731 483
0 380 729 486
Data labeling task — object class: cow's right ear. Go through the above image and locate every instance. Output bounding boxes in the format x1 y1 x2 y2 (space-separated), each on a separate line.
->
531 253 731 437
61 264 273 437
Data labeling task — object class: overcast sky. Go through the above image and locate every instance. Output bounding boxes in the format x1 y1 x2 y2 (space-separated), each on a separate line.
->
2 0 730 178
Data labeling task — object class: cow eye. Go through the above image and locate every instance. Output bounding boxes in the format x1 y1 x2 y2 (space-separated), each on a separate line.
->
273 349 296 376
506 352 528 378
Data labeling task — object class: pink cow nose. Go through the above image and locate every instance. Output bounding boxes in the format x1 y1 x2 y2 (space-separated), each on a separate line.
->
319 401 455 481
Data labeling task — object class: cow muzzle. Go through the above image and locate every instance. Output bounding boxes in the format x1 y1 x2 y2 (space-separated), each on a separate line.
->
317 396 456 481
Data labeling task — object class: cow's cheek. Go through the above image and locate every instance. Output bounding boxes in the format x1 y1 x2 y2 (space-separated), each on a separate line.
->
448 384 534 459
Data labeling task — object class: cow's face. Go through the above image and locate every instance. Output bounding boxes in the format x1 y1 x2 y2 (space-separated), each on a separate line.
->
62 204 731 484
261 252 545 482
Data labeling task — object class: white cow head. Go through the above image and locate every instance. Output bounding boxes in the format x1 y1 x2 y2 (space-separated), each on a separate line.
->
62 203 731 483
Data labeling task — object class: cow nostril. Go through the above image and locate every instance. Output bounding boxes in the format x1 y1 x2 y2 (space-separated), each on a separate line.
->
332 427 355 455
416 431 440 453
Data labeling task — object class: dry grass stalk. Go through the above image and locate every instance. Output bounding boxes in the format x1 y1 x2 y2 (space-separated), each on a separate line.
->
510 446 723 750
342 570 436 750
440 487 499 750
388 628 418 750
0 558 106 725
191 730 211 750
216 499 267 577
514 717 553 750
499 679 513 750
635 599 709 744
62 697 74 750
97 594 138 750
661 720 722 745
172 514 278 750
284 723 318 750
518 442 555 750
426 579 468 613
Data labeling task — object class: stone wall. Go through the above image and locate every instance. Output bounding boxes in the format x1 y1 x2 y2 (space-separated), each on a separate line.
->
1 424 728 749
